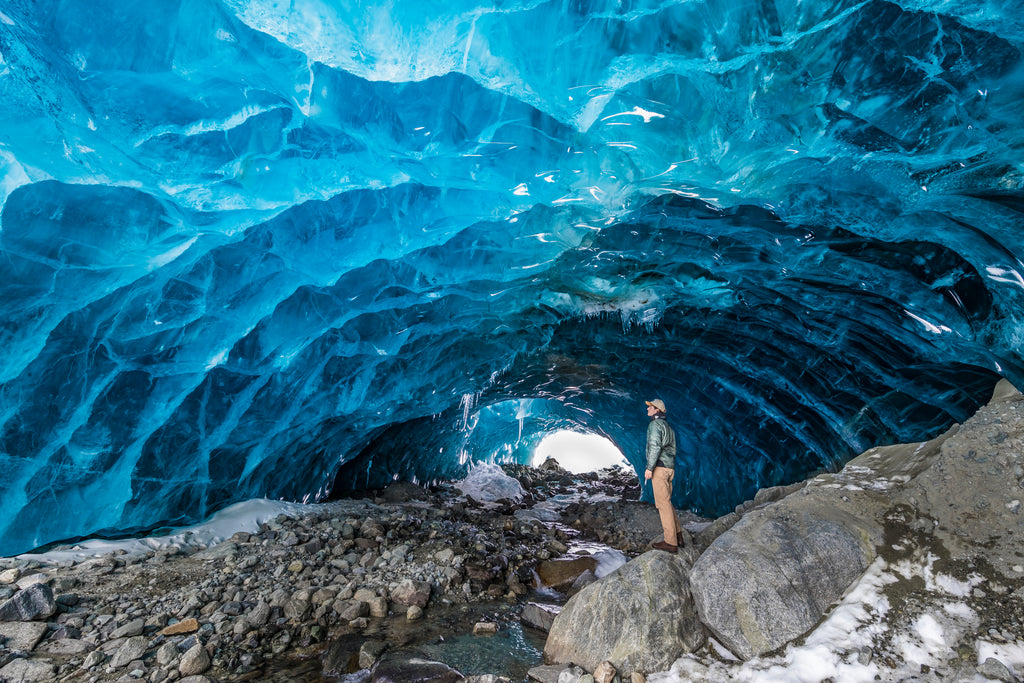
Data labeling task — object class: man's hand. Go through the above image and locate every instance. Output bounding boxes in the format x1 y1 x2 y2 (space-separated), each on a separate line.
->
645 469 652 481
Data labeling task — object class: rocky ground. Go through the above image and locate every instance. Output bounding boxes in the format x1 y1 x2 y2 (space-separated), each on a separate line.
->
0 462 695 683
4 383 1024 683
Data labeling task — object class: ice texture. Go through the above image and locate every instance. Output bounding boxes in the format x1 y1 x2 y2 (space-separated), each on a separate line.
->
1 0 1022 555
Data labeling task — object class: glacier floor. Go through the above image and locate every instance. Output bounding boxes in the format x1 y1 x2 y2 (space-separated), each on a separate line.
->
5 467 1024 682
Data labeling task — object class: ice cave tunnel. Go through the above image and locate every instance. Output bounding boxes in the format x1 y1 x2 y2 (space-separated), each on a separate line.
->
0 0 1023 555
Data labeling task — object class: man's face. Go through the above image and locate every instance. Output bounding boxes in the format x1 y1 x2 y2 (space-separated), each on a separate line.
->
647 404 657 417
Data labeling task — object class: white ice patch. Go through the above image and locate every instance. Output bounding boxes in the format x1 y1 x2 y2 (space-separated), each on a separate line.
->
18 498 313 564
897 613 946 668
455 461 524 503
590 548 628 578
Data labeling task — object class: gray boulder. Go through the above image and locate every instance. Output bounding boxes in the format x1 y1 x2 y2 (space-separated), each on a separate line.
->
0 583 56 621
689 494 882 659
689 414 958 660
543 550 705 676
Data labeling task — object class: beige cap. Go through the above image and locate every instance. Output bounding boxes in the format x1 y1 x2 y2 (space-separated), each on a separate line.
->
645 399 666 413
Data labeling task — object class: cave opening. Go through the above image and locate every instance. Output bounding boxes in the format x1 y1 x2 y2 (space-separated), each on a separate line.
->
530 429 629 473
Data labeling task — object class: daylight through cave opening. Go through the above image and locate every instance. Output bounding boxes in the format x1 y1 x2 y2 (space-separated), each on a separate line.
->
530 430 628 474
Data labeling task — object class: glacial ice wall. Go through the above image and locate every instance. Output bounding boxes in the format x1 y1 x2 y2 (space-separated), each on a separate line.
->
1 0 1022 555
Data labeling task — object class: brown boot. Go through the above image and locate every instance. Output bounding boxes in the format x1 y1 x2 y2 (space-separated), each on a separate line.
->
652 540 678 553
677 531 685 547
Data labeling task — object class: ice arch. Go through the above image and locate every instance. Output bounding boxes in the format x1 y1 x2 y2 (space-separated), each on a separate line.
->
0 0 1022 554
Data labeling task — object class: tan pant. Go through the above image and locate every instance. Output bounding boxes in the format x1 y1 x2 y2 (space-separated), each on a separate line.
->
652 466 682 545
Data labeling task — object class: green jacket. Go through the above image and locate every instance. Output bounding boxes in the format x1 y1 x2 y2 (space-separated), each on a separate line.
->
645 416 676 472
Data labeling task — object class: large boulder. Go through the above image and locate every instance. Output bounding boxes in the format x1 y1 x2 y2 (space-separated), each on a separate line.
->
543 549 705 676
0 583 57 621
689 416 958 660
689 493 882 659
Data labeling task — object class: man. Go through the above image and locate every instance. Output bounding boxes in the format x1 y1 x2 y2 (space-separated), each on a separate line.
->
644 398 683 553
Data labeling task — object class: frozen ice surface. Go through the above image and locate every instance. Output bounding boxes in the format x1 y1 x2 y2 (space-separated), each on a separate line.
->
1 0 1023 554
456 462 525 503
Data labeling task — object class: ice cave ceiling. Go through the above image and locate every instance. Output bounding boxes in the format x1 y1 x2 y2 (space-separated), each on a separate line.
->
1 0 1023 555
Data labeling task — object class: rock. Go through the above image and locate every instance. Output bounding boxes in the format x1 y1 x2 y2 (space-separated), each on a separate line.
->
367 596 389 617
527 664 572 683
179 643 211 676
593 661 616 683
110 617 145 638
179 677 214 683
360 519 386 538
14 574 49 590
544 551 705 676
537 556 598 588
690 424 957 660
0 568 21 584
371 652 463 683
977 657 1015 682
358 639 388 668
284 597 311 621
0 583 56 621
248 600 271 626
110 635 150 668
571 569 597 591
38 637 94 655
0 621 48 650
630 674 646 683
353 588 378 602
82 650 105 669
391 578 431 608
465 676 512 683
538 458 565 473
335 599 369 621
156 641 179 666
382 480 429 502
690 493 881 659
160 617 200 636
520 602 560 632
556 664 588 683
0 658 56 682
406 605 423 620
473 621 498 635
694 512 740 548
